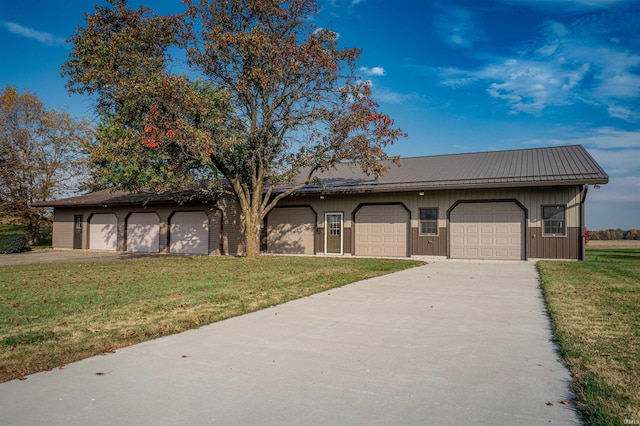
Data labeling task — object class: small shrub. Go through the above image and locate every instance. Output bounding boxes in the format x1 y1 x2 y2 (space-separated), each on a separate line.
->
0 235 28 254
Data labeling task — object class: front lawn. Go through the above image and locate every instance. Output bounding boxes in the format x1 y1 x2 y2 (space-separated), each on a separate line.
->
538 248 640 425
0 256 422 383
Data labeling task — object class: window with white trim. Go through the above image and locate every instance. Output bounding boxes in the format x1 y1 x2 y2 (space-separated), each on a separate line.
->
542 205 566 236
419 208 438 235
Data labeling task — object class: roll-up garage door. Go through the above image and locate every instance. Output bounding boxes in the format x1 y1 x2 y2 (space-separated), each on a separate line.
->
170 211 209 255
355 204 409 257
126 212 160 253
267 207 315 255
89 214 117 251
450 202 524 260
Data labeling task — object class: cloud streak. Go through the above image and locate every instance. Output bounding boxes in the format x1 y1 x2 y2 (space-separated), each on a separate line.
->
434 5 485 49
359 66 386 76
2 21 66 46
439 18 640 120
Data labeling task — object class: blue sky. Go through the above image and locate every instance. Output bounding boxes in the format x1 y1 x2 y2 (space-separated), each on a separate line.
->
1 0 639 229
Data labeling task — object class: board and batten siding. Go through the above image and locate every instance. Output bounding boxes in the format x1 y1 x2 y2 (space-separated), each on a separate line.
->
52 205 223 255
276 185 584 259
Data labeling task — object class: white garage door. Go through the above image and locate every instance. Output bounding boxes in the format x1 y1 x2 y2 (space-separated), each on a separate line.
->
450 202 524 260
89 214 117 251
267 207 315 255
355 205 409 257
170 211 209 255
127 213 160 253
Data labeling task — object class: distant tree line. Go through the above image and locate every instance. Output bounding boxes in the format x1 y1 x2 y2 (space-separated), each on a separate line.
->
588 229 640 240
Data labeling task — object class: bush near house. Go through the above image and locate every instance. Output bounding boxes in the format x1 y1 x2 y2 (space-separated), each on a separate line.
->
0 224 52 251
0 235 28 254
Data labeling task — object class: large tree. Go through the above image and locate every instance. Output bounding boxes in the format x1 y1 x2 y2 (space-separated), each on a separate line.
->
0 86 92 245
63 0 406 258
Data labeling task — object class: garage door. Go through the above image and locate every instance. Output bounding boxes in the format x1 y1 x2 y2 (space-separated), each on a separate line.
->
170 211 209 255
89 214 117 251
127 213 160 253
450 202 524 260
355 204 409 257
267 207 315 254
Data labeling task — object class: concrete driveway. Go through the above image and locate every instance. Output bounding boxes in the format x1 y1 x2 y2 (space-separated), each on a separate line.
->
0 261 579 425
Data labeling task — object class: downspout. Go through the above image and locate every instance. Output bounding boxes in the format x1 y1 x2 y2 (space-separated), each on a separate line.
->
579 184 589 261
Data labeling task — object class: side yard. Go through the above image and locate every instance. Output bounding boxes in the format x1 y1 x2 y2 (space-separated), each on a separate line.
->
0 256 422 383
538 247 640 425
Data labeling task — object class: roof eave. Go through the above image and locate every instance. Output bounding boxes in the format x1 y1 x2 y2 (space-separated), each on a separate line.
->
284 177 610 196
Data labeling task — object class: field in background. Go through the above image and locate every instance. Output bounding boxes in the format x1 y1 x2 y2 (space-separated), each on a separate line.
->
587 240 640 249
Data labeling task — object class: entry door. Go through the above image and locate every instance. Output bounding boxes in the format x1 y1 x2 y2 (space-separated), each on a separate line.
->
325 213 343 254
73 215 83 249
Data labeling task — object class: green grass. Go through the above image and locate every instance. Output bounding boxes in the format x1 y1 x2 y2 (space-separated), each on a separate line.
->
0 224 52 248
0 256 422 382
538 248 640 425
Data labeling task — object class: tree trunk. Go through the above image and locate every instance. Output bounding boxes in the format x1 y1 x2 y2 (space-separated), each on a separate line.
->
26 223 40 246
244 213 262 259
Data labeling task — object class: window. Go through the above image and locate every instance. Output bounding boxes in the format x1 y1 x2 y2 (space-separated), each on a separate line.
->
543 205 566 236
419 208 438 235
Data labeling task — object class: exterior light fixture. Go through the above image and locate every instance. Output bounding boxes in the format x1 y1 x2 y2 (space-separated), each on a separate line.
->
594 184 601 189
320 195 325 200
418 192 425 196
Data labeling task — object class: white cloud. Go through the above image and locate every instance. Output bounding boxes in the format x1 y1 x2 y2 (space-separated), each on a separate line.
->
434 5 485 49
499 0 631 11
607 105 640 121
439 17 640 120
359 66 386 76
373 89 420 104
2 21 66 47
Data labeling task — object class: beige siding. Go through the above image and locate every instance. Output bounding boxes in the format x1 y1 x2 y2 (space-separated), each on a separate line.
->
52 204 224 255
276 185 583 259
51 185 583 259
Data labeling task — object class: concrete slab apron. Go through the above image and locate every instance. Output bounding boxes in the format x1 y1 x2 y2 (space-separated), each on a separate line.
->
0 261 579 426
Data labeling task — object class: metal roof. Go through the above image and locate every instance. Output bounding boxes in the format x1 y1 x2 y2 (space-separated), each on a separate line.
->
37 145 608 207
289 144 609 194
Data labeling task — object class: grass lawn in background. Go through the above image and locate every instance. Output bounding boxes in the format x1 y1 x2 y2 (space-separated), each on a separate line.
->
0 256 422 383
538 247 640 425
0 224 52 249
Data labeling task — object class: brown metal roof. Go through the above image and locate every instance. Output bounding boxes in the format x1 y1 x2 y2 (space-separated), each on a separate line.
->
37 145 608 206
289 144 609 194
34 188 211 208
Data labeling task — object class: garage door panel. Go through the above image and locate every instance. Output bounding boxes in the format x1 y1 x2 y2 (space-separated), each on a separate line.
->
127 213 160 253
89 214 117 251
267 208 315 255
170 211 209 255
450 202 524 260
355 205 408 257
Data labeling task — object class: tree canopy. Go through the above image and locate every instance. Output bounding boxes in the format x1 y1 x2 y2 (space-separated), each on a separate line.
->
63 0 406 257
0 86 92 245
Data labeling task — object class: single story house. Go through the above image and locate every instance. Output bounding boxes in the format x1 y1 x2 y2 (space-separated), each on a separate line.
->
39 145 608 261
